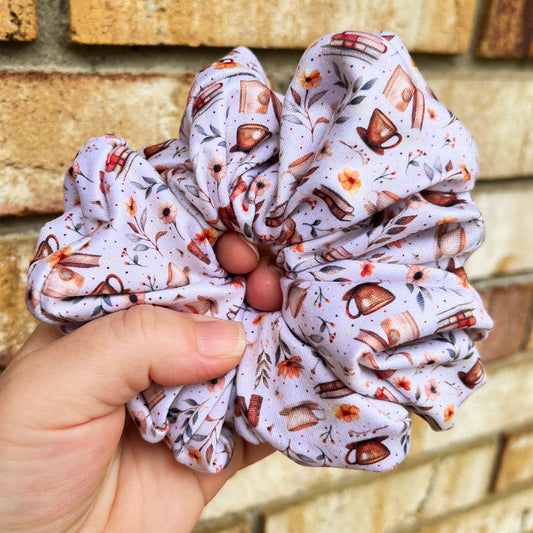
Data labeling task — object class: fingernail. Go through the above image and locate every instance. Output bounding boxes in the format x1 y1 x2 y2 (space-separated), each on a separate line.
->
238 234 260 261
195 319 246 358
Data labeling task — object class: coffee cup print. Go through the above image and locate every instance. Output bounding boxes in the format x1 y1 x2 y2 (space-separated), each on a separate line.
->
345 437 390 465
458 359 485 390
342 283 395 319
30 234 59 265
93 273 125 295
280 401 325 431
42 265 85 298
380 311 420 346
357 108 402 155
239 79 271 114
230 124 272 153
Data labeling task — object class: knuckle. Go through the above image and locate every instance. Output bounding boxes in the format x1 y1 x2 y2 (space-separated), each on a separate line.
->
113 304 162 345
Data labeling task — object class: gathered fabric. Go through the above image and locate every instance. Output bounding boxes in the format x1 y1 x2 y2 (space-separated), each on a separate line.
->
26 31 492 473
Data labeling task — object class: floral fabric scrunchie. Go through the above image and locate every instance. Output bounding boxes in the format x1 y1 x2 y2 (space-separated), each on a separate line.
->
26 31 492 473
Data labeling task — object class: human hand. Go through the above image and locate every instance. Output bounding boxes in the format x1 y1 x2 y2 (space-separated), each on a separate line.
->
0 306 273 533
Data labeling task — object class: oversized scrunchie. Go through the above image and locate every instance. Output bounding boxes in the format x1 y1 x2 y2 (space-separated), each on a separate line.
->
26 31 492 473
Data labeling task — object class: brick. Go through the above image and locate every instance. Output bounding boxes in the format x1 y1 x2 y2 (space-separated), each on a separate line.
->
0 0 37 41
415 485 533 533
194 521 252 533
0 71 193 217
417 441 497 519
262 441 496 533
476 283 533 362
477 0 533 58
466 185 533 279
410 352 533 456
202 452 362 520
68 0 477 54
427 77 533 179
0 232 40 366
493 429 533 492
2 71 533 217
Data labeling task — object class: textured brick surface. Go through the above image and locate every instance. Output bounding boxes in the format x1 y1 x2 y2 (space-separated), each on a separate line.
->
415 485 533 533
0 0 37 41
477 284 533 362
493 429 533 492
68 0 477 53
262 441 496 533
0 232 40 366
1 71 532 217
194 521 251 533
467 186 533 279
428 78 533 180
202 452 362 520
0 71 193 217
477 0 533 58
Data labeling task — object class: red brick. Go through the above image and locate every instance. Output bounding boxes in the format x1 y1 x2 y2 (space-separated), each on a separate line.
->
477 283 533 362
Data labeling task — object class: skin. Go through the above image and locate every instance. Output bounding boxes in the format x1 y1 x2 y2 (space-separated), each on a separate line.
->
0 233 281 533
215 231 284 312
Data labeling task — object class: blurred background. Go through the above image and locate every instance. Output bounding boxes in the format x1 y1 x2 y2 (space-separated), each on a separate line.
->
1 1 532 531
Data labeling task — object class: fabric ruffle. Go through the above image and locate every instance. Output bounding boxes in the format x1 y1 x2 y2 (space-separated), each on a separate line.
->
26 31 492 473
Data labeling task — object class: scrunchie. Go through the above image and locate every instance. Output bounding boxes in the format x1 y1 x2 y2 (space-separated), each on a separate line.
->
26 31 492 473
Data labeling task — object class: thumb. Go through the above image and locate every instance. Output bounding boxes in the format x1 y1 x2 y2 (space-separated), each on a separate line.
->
1 305 246 428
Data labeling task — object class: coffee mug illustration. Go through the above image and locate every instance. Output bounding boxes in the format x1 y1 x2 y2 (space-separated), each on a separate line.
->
230 123 272 153
383 65 425 129
345 436 390 465
357 108 402 154
343 283 396 319
93 273 125 295
42 265 85 298
458 359 485 389
239 79 271 114
314 379 354 399
30 234 59 265
381 311 420 346
279 401 325 431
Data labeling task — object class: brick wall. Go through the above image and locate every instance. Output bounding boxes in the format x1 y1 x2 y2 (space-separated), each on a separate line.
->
1 1 532 532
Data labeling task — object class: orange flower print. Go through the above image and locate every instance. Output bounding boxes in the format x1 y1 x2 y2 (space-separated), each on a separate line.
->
436 215 459 225
444 403 455 423
46 246 74 268
158 200 178 224
334 404 360 422
188 446 202 464
394 376 411 391
406 265 431 285
208 157 227 181
360 262 375 277
389 238 406 249
290 242 304 254
214 58 240 69
299 69 322 90
124 196 137 217
338 167 361 192
459 162 472 183
425 378 440 401
250 175 271 197
195 227 217 245
277 356 304 379
427 108 438 121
